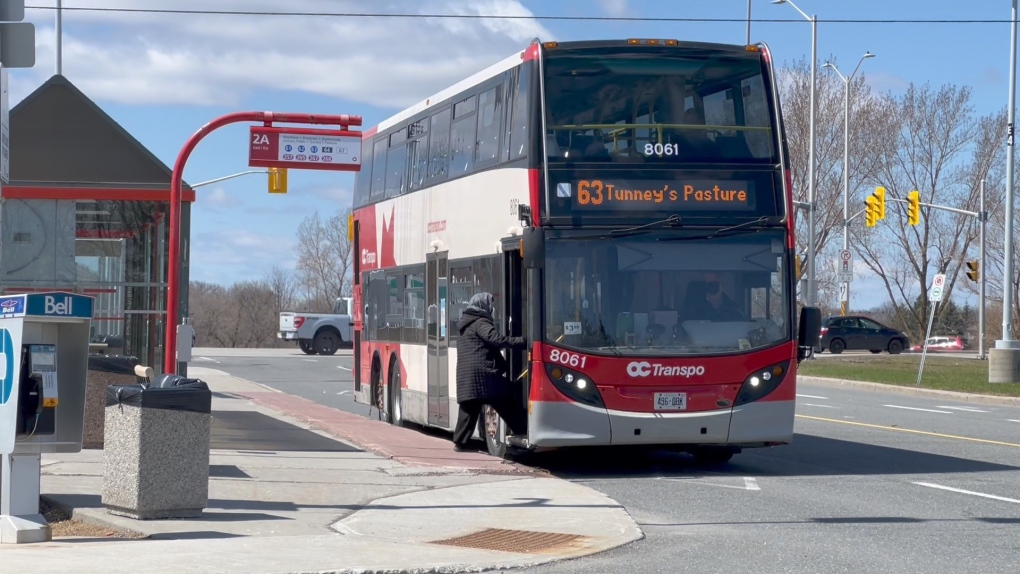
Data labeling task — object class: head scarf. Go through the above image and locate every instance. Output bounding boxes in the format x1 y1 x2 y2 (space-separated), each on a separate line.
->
467 292 495 319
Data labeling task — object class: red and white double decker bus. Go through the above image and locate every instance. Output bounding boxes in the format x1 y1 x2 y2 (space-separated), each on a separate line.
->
351 38 821 463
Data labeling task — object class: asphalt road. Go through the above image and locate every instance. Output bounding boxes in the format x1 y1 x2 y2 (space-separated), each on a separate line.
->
193 348 1020 574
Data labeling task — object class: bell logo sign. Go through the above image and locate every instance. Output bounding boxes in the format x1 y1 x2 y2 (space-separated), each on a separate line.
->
626 361 705 378
44 295 73 316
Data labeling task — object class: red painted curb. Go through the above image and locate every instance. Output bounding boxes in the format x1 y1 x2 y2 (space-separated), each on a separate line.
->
236 391 544 476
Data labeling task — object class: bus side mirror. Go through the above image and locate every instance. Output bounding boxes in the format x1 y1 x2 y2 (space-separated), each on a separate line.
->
797 306 821 363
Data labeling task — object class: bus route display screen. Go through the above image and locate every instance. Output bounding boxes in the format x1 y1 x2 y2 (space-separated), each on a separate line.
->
556 178 757 212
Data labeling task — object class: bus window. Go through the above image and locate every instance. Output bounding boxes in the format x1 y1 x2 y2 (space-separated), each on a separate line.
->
475 85 503 165
370 138 387 198
543 46 776 164
427 108 452 181
509 66 530 161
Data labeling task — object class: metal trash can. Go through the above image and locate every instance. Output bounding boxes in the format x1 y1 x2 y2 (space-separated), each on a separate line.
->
102 380 212 519
83 355 140 449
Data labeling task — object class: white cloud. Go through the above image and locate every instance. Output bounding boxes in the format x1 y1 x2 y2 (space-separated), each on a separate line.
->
598 0 630 17
191 228 298 281
15 0 551 108
200 186 239 210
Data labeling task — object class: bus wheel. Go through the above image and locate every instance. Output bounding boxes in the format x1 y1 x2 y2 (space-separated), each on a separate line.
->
298 340 316 355
371 357 387 422
479 405 507 459
691 447 736 466
388 357 403 427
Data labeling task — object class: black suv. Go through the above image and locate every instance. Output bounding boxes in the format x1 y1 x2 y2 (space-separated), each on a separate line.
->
819 315 909 355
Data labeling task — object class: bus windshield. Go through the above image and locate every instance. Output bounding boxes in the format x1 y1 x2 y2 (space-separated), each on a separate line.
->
544 229 790 356
543 45 776 165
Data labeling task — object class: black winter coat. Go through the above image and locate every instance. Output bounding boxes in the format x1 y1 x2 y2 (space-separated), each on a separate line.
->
455 308 527 403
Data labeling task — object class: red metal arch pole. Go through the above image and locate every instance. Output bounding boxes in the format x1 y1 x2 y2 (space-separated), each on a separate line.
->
164 112 362 374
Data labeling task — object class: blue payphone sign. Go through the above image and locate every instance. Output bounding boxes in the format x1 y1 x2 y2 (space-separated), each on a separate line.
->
0 328 12 405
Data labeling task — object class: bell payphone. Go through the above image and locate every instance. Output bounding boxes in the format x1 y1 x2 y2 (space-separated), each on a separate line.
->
1 292 94 544
16 345 58 437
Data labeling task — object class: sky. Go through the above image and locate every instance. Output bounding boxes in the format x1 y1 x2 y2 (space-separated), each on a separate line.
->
4 0 1018 312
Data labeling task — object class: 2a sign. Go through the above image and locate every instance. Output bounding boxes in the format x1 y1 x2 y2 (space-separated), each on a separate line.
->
248 126 362 172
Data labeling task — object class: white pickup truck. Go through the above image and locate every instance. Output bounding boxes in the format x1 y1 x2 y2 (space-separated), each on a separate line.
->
278 297 354 355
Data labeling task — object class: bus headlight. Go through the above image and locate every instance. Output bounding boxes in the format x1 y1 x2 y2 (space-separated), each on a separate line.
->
544 363 604 408
734 361 790 406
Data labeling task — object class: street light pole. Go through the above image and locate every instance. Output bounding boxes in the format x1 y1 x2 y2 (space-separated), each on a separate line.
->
772 0 817 308
747 0 752 44
825 52 875 315
1001 0 1018 348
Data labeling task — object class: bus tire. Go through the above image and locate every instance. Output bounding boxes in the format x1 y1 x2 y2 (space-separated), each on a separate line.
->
314 328 342 355
299 339 317 355
691 447 737 466
388 355 403 427
478 405 507 459
371 355 386 422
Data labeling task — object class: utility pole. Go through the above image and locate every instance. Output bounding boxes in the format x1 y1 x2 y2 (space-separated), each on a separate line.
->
980 179 987 360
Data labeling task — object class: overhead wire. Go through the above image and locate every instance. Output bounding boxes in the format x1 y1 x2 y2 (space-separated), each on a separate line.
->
19 5 1020 24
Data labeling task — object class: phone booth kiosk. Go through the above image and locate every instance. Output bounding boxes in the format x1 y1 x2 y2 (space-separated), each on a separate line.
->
0 292 94 544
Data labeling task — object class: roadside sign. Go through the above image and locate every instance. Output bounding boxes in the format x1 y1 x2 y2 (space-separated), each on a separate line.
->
248 126 361 172
930 273 946 302
839 283 848 302
839 249 853 274
838 271 853 283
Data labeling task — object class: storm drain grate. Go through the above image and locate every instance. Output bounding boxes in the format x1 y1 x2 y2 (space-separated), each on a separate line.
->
430 528 584 554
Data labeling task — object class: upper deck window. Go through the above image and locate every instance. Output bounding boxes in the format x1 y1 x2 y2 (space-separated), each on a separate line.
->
543 46 777 165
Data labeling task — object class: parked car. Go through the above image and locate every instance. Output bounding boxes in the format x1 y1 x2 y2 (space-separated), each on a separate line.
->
819 315 910 354
910 336 965 352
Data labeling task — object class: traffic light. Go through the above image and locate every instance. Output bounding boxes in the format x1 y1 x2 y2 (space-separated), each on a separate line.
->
794 254 804 281
966 261 979 282
268 167 288 194
873 186 886 220
907 190 920 226
865 195 877 227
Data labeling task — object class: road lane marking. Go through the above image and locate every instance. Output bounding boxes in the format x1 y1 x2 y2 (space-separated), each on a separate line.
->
337 365 352 371
657 476 761 491
913 482 1020 504
797 415 1020 448
744 477 760 491
937 406 990 413
797 394 828 399
800 403 838 409
883 404 953 414
1009 420 1020 423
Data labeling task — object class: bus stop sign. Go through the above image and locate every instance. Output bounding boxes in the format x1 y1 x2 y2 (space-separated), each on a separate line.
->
248 126 362 172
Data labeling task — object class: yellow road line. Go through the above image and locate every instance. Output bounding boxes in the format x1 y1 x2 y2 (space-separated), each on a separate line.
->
796 414 1020 448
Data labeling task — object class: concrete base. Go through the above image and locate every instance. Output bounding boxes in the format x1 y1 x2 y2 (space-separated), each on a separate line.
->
988 347 1020 383
0 514 52 544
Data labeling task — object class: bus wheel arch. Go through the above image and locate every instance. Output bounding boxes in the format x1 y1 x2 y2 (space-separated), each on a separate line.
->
387 353 402 426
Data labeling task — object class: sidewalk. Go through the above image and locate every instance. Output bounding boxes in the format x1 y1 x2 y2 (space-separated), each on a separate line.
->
0 368 642 573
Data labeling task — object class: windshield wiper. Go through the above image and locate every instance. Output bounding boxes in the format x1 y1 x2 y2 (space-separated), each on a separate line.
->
656 216 775 242
610 214 683 236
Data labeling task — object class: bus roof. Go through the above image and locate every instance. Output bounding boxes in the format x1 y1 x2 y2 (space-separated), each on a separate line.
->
365 38 767 139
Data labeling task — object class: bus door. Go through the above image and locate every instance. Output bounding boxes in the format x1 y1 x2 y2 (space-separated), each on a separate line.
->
500 239 528 409
426 251 450 427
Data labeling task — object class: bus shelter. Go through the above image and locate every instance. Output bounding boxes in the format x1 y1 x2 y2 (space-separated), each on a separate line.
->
0 74 194 368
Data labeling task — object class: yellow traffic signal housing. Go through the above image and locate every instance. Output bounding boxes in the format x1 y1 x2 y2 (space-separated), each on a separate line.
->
865 195 877 227
268 167 288 194
794 254 804 281
873 187 886 220
907 190 920 226
966 260 979 282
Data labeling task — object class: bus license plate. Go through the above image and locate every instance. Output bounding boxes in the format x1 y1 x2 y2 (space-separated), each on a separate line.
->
654 392 687 411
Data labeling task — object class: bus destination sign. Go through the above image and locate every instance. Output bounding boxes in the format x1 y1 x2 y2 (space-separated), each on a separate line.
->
560 179 756 211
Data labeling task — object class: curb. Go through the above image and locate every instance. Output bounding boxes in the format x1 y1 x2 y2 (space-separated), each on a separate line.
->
40 495 150 539
799 376 1020 407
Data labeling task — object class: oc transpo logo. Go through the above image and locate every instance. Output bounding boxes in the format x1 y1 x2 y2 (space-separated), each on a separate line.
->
626 361 706 378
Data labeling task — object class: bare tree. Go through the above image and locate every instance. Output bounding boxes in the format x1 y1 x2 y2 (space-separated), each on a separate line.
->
851 83 993 341
295 207 353 312
778 55 892 304
264 265 297 315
